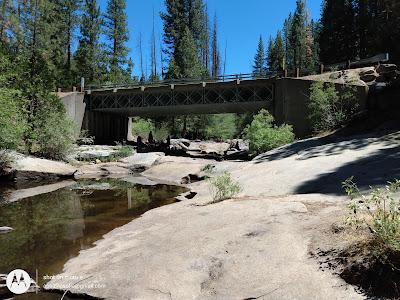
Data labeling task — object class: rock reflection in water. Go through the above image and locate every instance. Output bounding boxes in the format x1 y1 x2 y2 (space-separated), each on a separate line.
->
0 178 186 289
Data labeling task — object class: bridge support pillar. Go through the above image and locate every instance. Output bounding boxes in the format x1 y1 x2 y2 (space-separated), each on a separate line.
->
83 111 129 145
127 117 134 142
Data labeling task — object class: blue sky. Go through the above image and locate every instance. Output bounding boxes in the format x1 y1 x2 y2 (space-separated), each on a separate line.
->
99 0 323 77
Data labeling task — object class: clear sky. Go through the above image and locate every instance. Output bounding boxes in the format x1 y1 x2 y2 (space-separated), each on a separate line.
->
99 0 323 77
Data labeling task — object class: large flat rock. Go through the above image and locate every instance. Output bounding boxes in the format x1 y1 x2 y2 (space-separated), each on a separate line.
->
44 194 361 300
44 129 400 299
11 155 77 180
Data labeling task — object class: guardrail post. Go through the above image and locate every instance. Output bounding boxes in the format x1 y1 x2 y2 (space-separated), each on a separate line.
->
296 68 300 78
319 64 324 74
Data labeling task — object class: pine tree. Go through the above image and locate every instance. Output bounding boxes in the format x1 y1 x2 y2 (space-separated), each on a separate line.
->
319 0 357 64
186 0 207 48
290 0 307 70
266 36 275 72
273 31 285 72
57 0 81 84
150 9 159 81
160 0 185 57
161 0 209 79
174 26 203 78
283 14 294 69
355 0 400 63
303 8 318 74
0 0 11 46
253 35 266 76
104 0 130 82
200 3 209 71
211 14 220 78
75 0 105 84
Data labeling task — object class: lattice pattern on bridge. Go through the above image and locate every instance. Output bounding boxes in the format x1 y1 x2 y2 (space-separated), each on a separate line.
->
87 79 274 112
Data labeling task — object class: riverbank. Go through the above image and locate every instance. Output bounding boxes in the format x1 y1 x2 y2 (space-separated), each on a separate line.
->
41 126 400 299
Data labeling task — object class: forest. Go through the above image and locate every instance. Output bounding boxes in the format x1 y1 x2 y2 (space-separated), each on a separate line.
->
0 0 399 156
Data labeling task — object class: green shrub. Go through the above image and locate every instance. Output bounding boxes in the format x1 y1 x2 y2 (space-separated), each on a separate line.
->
113 145 134 159
0 88 27 150
132 118 155 138
30 94 76 160
209 172 242 203
154 125 170 141
343 177 400 254
205 114 238 141
0 51 27 150
0 151 13 175
244 109 295 154
308 81 359 133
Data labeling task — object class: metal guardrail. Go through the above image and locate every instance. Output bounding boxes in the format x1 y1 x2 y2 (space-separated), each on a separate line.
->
85 72 280 91
324 53 389 72
82 53 389 92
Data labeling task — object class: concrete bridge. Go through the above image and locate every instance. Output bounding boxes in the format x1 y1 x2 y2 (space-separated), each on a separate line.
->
61 74 368 144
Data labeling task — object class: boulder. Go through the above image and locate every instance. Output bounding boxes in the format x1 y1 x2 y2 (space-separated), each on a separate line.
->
170 139 190 152
376 64 397 74
10 154 77 182
329 71 342 80
171 139 191 147
120 152 165 171
100 165 131 175
74 146 119 161
360 73 378 83
229 139 249 152
359 68 376 76
0 226 14 234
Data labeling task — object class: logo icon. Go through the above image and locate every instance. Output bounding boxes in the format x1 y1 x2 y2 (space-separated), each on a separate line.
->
6 269 31 294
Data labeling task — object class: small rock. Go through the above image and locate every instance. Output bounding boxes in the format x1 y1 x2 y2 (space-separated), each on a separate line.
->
95 159 101 164
0 226 14 234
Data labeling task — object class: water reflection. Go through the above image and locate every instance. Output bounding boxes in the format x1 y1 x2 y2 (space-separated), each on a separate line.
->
0 178 186 290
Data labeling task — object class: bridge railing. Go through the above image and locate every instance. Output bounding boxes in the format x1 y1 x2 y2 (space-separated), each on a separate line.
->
83 53 389 92
85 71 280 91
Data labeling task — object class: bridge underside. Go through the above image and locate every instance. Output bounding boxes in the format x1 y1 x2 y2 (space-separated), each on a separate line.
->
91 101 271 117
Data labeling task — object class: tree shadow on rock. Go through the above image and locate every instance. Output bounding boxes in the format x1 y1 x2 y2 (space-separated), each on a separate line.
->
294 145 400 195
254 130 400 163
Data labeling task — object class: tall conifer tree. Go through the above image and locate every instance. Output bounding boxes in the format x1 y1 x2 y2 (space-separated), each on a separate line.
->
253 35 266 76
75 0 105 84
104 0 130 82
211 14 220 78
319 0 357 64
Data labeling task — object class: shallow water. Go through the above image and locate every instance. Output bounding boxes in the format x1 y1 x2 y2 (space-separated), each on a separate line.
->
0 178 186 299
